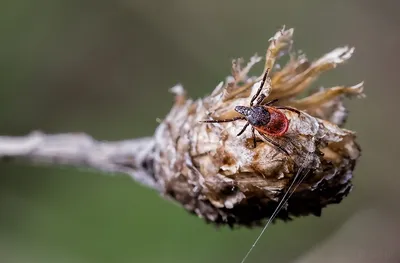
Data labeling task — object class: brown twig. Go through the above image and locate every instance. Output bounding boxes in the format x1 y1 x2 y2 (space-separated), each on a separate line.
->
0 131 159 190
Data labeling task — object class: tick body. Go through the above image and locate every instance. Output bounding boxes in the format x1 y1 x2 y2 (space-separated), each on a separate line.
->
202 69 300 155
235 105 289 137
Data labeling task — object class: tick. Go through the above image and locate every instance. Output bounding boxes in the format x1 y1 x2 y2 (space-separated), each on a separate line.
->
202 69 300 155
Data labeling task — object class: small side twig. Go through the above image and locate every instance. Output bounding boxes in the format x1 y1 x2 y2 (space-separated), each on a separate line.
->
0 131 159 190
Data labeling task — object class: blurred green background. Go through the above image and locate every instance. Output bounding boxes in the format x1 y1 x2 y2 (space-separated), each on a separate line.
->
1 0 399 262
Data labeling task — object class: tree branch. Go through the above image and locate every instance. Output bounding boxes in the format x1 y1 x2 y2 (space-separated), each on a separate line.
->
0 131 159 190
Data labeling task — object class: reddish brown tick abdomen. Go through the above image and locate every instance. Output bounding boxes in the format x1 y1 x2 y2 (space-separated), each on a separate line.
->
254 106 289 137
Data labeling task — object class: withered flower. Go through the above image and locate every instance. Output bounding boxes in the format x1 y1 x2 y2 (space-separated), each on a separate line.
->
154 27 364 227
0 27 364 229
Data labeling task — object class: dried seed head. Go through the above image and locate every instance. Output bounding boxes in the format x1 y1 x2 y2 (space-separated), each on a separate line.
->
153 28 363 227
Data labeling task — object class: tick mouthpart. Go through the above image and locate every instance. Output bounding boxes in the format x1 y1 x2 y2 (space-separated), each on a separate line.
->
235 106 251 116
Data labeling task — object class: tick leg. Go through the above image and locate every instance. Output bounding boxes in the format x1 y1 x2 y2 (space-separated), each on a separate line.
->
258 132 289 156
264 98 279 106
255 94 266 105
256 95 278 107
250 68 270 106
237 122 250 136
285 137 305 155
201 116 246 123
260 98 299 115
275 106 301 115
252 127 257 148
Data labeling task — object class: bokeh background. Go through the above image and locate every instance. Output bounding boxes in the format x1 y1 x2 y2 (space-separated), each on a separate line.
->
1 0 399 262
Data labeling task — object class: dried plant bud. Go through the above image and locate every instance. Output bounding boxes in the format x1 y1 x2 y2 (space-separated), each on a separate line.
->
153 28 364 227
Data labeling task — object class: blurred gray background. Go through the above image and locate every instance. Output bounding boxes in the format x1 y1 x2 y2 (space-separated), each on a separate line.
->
0 0 399 262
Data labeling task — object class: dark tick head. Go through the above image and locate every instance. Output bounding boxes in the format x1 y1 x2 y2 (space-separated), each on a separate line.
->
234 106 252 116
235 105 271 127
